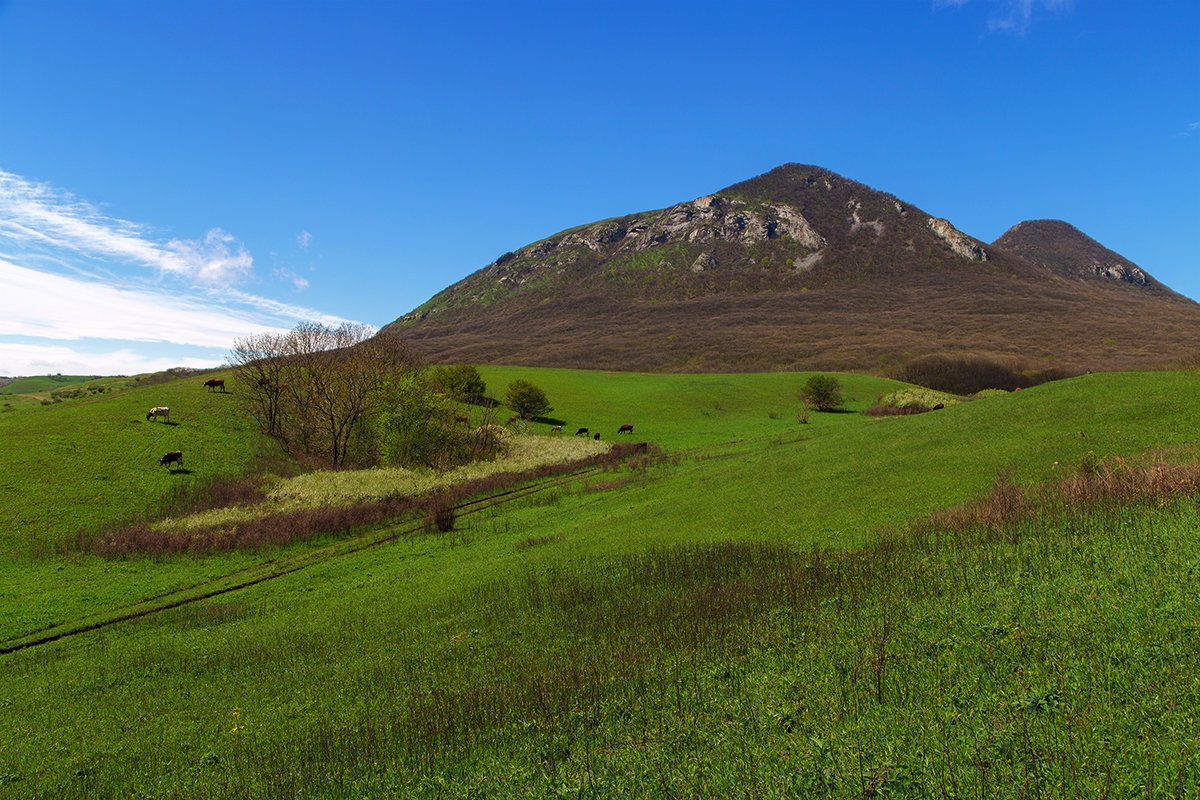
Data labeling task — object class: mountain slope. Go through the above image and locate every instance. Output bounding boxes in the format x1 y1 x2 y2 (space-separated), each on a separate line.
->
992 219 1177 296
385 164 1200 373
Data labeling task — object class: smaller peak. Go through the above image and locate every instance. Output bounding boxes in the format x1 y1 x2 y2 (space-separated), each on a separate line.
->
994 218 1175 295
1000 219 1082 238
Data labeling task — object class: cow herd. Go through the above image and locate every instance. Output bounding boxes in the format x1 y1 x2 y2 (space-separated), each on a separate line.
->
563 422 635 441
504 419 637 440
146 377 230 472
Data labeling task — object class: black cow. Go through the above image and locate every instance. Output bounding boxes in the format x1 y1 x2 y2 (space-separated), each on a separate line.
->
158 451 184 470
575 427 589 436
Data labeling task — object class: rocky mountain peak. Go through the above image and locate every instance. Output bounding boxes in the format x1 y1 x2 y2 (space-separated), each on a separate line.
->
385 164 1196 374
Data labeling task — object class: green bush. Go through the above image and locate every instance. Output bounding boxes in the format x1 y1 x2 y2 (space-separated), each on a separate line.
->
429 363 487 404
368 374 504 470
505 379 552 420
799 374 843 412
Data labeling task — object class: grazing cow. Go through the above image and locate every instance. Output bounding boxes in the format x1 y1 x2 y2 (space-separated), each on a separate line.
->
550 425 562 433
617 424 634 434
506 416 518 425
575 427 589 436
593 432 600 441
203 378 226 392
158 451 183 470
146 406 170 423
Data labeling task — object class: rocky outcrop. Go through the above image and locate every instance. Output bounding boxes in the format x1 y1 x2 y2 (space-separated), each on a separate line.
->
848 199 884 236
927 217 989 261
1088 261 1150 285
501 194 827 265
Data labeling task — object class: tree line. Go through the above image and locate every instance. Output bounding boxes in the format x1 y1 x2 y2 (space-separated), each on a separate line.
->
228 323 506 470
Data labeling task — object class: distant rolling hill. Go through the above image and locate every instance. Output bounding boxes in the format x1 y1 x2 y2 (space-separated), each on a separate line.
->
384 164 1200 374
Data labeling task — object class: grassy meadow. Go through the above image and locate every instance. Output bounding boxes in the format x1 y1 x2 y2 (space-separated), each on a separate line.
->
1 366 1198 797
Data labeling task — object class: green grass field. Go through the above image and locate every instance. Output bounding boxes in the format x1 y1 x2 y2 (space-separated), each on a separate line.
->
1 366 1198 798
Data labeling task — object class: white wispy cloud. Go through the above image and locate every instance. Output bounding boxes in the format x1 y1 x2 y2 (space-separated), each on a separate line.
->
934 0 1074 34
164 228 254 284
297 230 312 250
0 342 220 378
273 266 310 291
0 258 289 347
990 0 1073 33
0 169 254 285
0 168 361 375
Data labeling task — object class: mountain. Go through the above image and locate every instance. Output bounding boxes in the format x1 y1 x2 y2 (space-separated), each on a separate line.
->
384 164 1200 374
992 219 1177 296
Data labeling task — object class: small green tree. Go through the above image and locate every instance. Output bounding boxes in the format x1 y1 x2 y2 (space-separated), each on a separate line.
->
505 379 551 420
429 363 487 403
799 374 844 412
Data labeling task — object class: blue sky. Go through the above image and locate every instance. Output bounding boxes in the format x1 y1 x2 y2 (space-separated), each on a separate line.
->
1 0 1196 376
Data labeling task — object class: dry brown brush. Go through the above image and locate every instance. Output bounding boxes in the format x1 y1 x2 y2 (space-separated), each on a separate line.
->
911 450 1200 543
82 441 657 557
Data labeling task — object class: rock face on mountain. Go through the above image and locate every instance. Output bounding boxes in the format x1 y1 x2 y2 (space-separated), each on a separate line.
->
928 218 989 261
384 164 1200 374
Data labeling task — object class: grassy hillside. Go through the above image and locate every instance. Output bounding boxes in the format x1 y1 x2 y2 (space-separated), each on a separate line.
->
0 370 277 555
1 368 1198 797
0 374 99 394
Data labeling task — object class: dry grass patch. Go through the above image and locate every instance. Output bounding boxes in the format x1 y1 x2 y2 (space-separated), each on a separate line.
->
156 434 607 533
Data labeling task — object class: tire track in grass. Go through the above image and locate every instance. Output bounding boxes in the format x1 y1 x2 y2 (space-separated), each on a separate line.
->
1 466 605 655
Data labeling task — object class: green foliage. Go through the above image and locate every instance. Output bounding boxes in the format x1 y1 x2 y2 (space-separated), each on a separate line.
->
428 363 487 403
368 373 503 470
505 378 551 419
0 370 279 557
799 373 844 411
866 387 962 416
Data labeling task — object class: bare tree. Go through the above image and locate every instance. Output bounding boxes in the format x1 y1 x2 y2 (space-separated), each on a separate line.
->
227 331 291 437
230 322 423 467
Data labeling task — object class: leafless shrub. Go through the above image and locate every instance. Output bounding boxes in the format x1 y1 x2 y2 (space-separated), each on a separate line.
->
862 403 928 417
425 499 456 533
514 535 561 550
